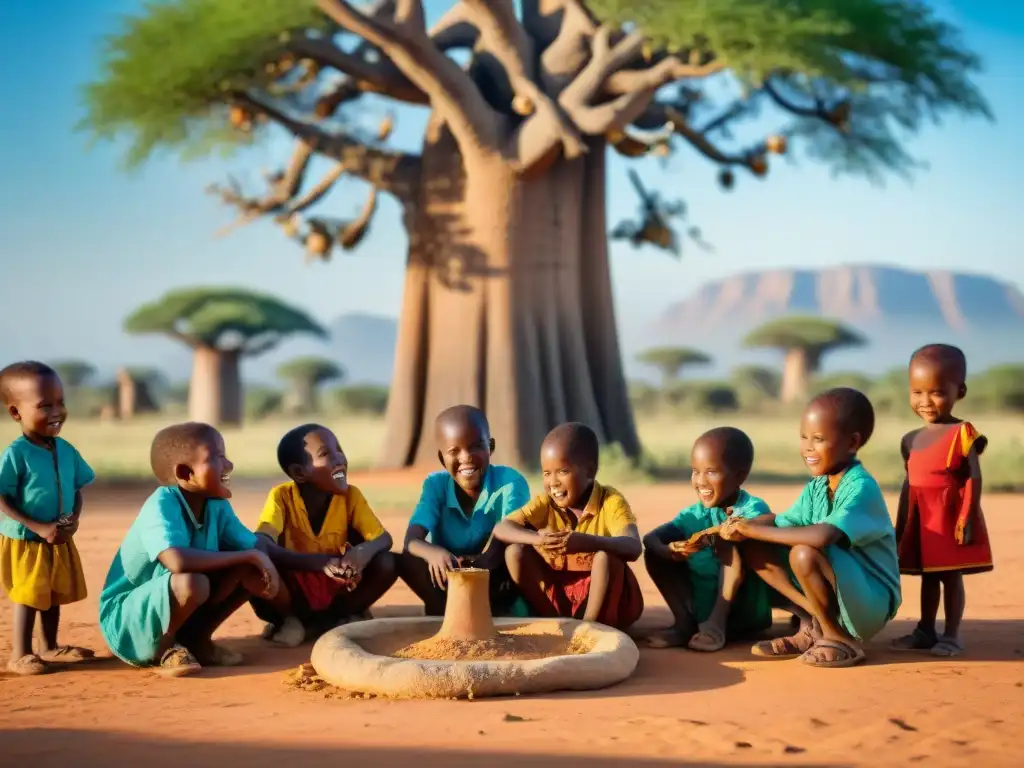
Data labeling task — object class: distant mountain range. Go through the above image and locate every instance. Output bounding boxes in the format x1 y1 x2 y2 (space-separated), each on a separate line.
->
646 265 1024 377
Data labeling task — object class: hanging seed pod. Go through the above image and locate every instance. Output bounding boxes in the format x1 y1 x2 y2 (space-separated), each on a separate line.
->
765 135 788 155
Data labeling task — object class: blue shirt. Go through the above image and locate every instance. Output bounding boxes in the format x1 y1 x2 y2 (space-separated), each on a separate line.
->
0 436 95 541
100 485 258 603
775 461 902 620
408 466 530 556
669 490 772 580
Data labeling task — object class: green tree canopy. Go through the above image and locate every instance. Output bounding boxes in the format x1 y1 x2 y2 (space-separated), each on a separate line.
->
125 287 326 354
79 0 990 185
743 316 866 360
277 356 345 386
48 360 96 389
636 346 712 385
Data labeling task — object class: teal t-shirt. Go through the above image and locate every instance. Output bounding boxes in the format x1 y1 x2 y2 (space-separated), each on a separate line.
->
670 490 771 580
99 485 258 664
0 435 95 541
408 466 530 556
774 461 902 622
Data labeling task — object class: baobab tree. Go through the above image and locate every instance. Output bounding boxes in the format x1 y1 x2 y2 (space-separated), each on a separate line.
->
48 360 96 390
82 0 989 467
277 356 345 413
124 288 326 425
636 346 711 389
743 316 866 405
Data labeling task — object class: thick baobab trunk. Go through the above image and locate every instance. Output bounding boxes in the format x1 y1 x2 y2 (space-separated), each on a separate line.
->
377 123 640 469
189 346 243 426
285 379 318 415
780 347 821 405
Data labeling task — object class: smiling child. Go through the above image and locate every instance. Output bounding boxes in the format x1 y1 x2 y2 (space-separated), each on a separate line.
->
0 361 95 676
398 405 530 617
493 422 644 630
720 388 901 668
643 427 773 651
251 423 397 646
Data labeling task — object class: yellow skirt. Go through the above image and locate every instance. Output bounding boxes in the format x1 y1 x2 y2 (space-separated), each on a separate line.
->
0 535 88 611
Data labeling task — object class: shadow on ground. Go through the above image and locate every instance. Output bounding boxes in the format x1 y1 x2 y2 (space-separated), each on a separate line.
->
0 728 848 767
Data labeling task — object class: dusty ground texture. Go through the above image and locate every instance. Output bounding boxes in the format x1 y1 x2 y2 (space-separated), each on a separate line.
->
1 476 1021 767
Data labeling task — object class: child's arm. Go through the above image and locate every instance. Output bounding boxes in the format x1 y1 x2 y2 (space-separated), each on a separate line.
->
0 494 59 543
493 513 547 546
157 546 270 575
570 527 643 561
254 538 344 573
956 444 984 545
726 519 844 550
893 432 913 542
642 522 685 559
343 529 394 572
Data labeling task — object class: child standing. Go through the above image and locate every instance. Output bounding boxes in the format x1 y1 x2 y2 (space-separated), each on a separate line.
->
891 344 991 658
644 427 773 651
0 362 95 676
720 388 902 668
99 422 348 677
398 405 530 617
494 422 644 630
251 423 398 647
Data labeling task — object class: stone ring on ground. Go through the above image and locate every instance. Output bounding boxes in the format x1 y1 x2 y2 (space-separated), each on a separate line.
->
310 615 640 699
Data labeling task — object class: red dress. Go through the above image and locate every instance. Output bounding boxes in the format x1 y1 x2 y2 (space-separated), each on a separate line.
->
897 422 993 575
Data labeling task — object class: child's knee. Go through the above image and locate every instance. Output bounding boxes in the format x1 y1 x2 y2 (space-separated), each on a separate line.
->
504 543 528 570
369 550 397 580
170 573 210 607
788 544 822 576
592 550 622 573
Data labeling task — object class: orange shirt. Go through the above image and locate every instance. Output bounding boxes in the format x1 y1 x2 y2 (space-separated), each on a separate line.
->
255 482 384 555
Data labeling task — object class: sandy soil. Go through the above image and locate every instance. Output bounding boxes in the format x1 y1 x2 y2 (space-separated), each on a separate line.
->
1 477 1021 767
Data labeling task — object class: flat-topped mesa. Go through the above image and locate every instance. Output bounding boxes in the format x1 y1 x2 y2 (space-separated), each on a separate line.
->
436 568 497 642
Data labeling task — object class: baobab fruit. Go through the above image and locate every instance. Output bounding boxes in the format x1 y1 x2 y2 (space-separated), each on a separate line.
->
377 113 394 142
766 135 788 154
749 154 768 177
229 105 253 130
718 168 735 190
512 95 534 116
306 230 332 258
281 216 301 239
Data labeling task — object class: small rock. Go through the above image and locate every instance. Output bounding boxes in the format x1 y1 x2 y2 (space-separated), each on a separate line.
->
784 746 806 754
735 742 753 749
503 714 528 722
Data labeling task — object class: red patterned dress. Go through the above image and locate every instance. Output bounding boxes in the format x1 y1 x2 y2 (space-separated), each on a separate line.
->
897 422 993 575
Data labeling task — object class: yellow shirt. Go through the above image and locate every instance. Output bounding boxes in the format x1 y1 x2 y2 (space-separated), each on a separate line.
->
255 482 385 555
510 482 636 571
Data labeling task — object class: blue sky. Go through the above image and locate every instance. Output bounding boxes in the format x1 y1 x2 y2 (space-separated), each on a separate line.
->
1 1 1022 381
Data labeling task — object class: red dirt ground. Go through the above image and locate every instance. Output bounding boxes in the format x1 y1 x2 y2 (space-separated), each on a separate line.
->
1 476 1021 767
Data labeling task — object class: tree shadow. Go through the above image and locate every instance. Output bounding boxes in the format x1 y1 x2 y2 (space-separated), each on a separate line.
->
0 729 846 768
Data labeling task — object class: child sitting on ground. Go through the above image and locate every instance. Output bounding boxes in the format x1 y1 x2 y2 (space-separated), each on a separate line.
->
720 388 902 668
398 405 530 617
251 423 398 647
99 422 350 677
0 361 96 676
493 422 644 630
643 427 773 652
891 344 991 658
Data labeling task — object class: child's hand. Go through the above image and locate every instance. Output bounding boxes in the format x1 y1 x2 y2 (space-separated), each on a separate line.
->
324 559 358 590
248 550 281 599
537 529 570 552
58 514 79 537
35 522 62 545
668 540 699 560
719 518 748 542
340 546 371 579
423 546 460 590
550 531 587 555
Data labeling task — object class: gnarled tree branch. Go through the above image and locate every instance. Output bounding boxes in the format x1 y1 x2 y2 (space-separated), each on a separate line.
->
316 0 500 152
464 0 585 160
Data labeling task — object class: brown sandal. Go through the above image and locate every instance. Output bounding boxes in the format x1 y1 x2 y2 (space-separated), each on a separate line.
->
156 645 202 678
41 645 95 662
7 654 50 676
751 624 817 658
